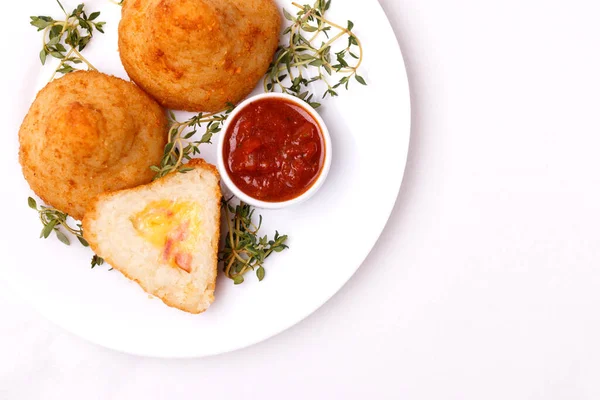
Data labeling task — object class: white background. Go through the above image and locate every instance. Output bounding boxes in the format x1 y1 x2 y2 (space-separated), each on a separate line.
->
2 0 600 398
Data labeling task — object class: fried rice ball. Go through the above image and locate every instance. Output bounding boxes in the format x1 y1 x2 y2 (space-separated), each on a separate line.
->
118 0 282 112
19 71 168 221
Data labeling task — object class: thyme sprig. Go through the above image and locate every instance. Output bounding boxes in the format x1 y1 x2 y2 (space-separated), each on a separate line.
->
30 0 105 79
265 0 366 107
151 107 233 179
221 199 289 285
28 197 104 268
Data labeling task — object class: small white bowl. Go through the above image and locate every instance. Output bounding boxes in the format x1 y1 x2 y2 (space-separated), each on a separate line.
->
217 92 332 209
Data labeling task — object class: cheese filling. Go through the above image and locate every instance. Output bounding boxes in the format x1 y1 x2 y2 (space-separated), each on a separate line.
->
131 200 201 272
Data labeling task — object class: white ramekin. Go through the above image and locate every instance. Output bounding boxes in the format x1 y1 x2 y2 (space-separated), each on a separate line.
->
217 92 332 209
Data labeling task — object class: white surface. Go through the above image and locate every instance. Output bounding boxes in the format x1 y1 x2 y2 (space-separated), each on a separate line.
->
0 0 409 357
2 0 600 398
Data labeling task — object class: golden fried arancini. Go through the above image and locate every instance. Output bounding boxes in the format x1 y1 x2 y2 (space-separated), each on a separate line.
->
118 0 282 112
19 70 168 221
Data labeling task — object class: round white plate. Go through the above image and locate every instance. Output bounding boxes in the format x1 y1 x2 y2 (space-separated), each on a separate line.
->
0 0 410 357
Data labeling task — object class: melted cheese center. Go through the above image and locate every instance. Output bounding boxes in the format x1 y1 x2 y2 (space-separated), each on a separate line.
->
131 200 202 272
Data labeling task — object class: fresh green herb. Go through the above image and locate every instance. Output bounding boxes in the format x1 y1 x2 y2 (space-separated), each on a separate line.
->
28 197 105 269
30 0 105 79
151 106 234 179
264 0 366 108
221 199 289 284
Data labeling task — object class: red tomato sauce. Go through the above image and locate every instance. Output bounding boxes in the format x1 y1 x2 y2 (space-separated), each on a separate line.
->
223 98 326 202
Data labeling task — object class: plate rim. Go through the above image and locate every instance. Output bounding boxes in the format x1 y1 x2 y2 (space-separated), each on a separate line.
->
3 0 411 358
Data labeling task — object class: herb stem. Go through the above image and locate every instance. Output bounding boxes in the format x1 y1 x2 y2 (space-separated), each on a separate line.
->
28 197 104 268
153 108 233 179
32 2 105 79
49 48 74 81
223 204 236 277
41 22 66 51
220 200 289 284
265 0 366 106
71 47 97 71
293 2 365 72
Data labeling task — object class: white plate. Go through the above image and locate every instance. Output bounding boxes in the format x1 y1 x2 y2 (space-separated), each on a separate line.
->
0 0 410 357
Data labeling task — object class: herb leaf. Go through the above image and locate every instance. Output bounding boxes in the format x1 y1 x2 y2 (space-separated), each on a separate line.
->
55 230 71 246
256 266 266 281
264 0 366 108
31 2 105 79
91 255 105 269
28 197 104 268
220 199 289 284
152 106 234 180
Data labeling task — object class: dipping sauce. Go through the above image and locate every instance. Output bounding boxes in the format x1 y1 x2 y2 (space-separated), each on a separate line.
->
223 98 326 202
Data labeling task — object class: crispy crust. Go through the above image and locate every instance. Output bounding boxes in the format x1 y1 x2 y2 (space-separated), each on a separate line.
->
19 70 168 220
82 159 221 314
118 0 281 112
